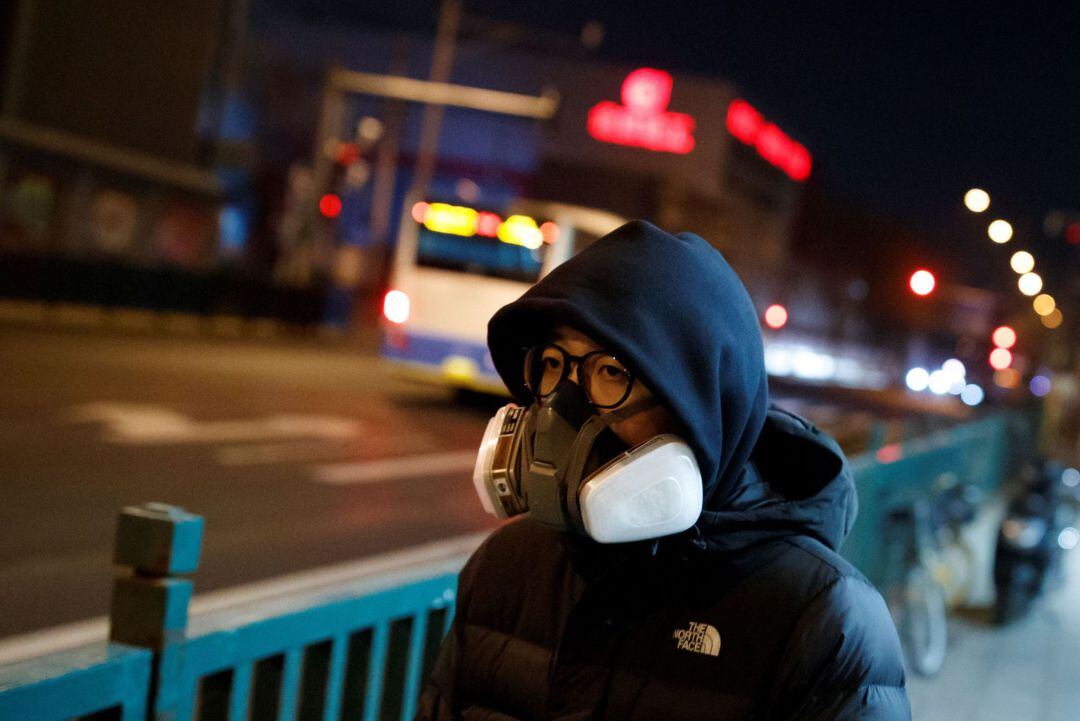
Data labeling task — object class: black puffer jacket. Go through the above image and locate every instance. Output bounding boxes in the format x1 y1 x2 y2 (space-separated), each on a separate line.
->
416 221 910 720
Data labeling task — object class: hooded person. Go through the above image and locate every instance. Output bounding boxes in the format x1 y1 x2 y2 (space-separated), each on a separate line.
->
416 220 911 721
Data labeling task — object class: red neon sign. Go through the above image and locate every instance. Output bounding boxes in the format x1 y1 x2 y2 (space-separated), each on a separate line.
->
587 68 696 154
726 99 812 181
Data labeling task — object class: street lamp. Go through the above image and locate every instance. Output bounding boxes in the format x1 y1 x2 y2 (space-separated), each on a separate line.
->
964 188 990 213
1009 251 1035 274
1041 309 1064 329
1033 294 1056 316
988 219 1013 243
1018 272 1043 296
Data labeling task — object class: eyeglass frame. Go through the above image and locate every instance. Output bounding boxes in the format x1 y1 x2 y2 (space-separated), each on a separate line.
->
522 343 637 409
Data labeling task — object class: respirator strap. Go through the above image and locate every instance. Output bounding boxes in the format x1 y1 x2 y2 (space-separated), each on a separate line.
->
563 396 661 535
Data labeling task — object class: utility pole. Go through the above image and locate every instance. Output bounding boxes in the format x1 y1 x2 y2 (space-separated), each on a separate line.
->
407 0 462 204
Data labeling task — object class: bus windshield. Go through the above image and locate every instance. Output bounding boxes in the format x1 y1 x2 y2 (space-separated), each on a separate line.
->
416 227 545 282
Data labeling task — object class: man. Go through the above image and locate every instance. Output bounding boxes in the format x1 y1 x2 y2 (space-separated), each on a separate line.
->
417 220 911 720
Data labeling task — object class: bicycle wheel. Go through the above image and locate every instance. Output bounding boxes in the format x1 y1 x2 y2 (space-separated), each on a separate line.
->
899 564 948 676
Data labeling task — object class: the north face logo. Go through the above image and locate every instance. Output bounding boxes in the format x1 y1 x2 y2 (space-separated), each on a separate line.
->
672 621 721 656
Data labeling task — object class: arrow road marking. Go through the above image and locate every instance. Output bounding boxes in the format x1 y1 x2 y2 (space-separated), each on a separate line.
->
65 402 362 445
313 450 478 485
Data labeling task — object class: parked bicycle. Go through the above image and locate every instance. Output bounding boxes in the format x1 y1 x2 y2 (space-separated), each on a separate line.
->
883 472 983 676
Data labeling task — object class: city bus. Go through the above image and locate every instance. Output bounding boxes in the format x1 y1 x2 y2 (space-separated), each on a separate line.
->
380 198 625 394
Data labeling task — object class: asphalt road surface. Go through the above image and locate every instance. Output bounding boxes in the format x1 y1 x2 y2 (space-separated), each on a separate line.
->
0 323 501 638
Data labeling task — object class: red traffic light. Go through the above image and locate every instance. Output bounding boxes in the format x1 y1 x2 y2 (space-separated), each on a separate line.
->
992 326 1016 349
909 269 936 296
764 304 788 329
319 194 342 219
989 347 1013 370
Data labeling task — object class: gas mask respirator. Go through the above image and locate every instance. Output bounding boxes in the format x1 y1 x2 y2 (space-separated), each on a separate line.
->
472 380 703 543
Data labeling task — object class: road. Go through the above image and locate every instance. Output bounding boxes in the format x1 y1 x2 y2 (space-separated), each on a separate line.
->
0 323 500 638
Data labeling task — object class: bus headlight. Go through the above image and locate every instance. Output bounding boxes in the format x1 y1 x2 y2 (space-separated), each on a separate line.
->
383 290 410 324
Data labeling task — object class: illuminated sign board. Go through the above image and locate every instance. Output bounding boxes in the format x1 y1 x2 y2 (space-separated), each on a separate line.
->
726 99 811 181
587 68 696 154
411 202 558 250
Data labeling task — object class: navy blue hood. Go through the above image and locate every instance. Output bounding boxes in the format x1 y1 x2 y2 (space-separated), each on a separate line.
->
487 219 770 511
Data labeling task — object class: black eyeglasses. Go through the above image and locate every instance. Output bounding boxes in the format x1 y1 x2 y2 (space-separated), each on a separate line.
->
523 344 635 409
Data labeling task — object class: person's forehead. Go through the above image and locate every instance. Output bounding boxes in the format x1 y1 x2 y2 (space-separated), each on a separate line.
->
550 324 602 351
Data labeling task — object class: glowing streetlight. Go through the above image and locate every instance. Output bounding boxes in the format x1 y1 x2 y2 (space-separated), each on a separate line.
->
964 188 990 213
909 269 936 296
1009 251 1035 274
1033 294 1056 316
1018 272 1043 296
988 219 1013 243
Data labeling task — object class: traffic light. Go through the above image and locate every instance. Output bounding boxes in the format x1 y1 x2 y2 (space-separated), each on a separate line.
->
909 269 936 296
992 325 1016 349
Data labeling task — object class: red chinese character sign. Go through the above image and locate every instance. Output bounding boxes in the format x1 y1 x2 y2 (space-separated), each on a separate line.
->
726 99 812 181
587 68 696 154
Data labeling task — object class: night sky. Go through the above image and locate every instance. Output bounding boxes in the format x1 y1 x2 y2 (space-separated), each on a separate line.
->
259 1 1080 283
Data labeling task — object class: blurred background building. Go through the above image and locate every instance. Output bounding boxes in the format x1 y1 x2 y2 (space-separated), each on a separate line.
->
0 0 1077 427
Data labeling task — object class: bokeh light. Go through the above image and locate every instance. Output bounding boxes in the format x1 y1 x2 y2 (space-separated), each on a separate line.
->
909 269 936 296
1018 272 1043 296
989 347 1013 370
1029 375 1052 397
319 193 342 218
1009 251 1035 274
942 358 966 381
1033 294 1056 316
764 304 789 329
960 384 984 406
964 188 990 213
382 290 410 324
994 368 1021 389
988 219 1013 243
1063 468 1080 488
928 369 952 395
992 326 1016 349
1041 309 1063 329
905 367 930 391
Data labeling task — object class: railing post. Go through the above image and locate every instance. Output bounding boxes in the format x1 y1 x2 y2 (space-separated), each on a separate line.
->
109 502 204 650
109 502 204 720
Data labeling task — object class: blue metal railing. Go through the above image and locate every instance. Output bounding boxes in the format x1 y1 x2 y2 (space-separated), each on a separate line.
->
842 413 1020 586
157 570 462 721
0 643 151 721
0 412 1033 720
0 504 477 721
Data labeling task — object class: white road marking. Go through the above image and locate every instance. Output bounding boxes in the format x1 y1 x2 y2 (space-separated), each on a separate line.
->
215 440 349 466
65 402 362 445
0 532 487 667
313 450 478 485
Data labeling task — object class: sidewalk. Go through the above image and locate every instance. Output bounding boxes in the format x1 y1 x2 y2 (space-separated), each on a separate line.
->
906 540 1080 720
0 298 381 348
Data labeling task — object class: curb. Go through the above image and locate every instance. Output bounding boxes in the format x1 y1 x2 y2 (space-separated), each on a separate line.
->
0 299 378 345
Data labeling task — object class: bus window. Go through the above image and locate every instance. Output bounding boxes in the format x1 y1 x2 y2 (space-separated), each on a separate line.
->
416 227 546 283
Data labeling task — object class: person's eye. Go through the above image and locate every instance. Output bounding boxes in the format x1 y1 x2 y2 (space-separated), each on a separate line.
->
598 363 627 379
543 356 562 370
